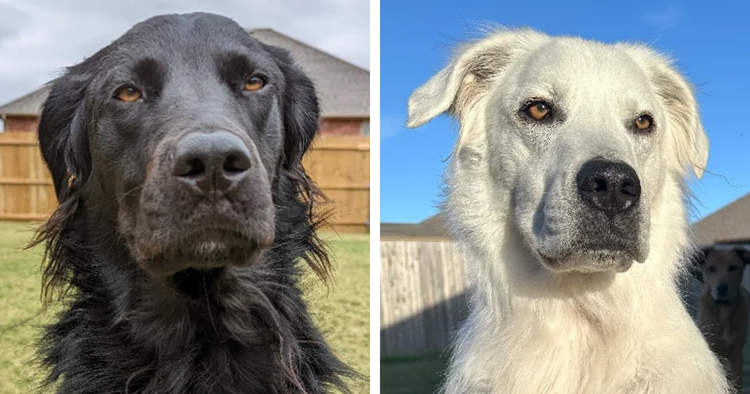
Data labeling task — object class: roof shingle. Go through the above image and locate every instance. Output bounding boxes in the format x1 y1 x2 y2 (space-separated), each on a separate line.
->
0 28 369 119
692 193 750 245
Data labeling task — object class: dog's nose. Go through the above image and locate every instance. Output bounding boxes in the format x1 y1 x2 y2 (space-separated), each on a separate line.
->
172 131 251 193
717 284 729 297
576 158 641 216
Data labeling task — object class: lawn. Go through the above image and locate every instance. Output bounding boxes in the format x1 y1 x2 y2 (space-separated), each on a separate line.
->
381 352 448 394
0 221 369 393
381 334 750 394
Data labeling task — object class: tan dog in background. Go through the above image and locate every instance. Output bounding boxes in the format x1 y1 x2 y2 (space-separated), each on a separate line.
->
699 246 750 390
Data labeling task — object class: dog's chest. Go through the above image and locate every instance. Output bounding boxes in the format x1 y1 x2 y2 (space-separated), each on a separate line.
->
485 312 641 393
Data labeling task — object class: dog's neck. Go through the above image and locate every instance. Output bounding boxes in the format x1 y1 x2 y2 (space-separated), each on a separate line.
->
59 209 343 392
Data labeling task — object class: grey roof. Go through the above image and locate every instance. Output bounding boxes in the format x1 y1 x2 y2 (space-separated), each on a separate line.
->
250 28 369 118
381 213 450 239
692 193 750 245
0 29 368 119
0 86 50 117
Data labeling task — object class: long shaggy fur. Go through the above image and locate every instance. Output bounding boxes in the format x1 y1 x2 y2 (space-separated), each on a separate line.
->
31 13 352 394
409 29 729 393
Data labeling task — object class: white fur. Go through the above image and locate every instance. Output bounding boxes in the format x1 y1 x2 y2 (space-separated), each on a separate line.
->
408 29 728 394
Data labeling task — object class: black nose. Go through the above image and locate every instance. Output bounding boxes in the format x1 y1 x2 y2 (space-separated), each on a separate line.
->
576 158 641 217
172 131 251 193
717 284 729 297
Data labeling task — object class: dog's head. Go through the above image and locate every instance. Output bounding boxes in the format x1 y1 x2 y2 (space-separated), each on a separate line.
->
408 29 707 274
36 13 322 282
700 246 750 304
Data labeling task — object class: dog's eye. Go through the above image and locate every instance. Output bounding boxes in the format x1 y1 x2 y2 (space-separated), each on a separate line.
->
728 265 739 272
708 266 716 273
523 101 551 121
634 114 653 130
243 76 265 92
115 85 142 102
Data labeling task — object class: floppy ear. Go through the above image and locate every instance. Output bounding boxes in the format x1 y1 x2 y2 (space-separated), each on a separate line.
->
734 246 750 266
407 29 546 128
687 246 713 282
32 69 93 302
38 71 92 199
619 45 708 178
697 246 713 265
263 44 320 169
261 44 333 282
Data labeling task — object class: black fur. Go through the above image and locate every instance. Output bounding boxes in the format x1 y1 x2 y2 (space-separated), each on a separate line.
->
32 13 351 393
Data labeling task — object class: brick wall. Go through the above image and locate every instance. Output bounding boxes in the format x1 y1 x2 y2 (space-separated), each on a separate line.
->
2 115 369 136
3 115 38 132
319 118 368 135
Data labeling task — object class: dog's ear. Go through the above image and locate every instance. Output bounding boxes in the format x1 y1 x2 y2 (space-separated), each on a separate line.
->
32 68 94 302
39 71 92 199
619 45 708 179
688 246 713 282
261 43 333 283
407 29 547 128
734 246 750 266
263 44 320 169
696 246 713 266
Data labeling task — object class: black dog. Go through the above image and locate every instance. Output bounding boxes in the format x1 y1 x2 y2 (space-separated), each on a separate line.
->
33 13 351 393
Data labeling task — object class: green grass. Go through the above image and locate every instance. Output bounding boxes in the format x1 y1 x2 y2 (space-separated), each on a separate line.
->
307 232 370 392
0 221 51 393
381 352 448 394
382 328 750 394
0 221 369 393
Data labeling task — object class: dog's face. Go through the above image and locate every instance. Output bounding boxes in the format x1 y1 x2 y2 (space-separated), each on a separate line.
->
38 13 320 278
408 30 707 274
490 40 666 273
702 247 750 304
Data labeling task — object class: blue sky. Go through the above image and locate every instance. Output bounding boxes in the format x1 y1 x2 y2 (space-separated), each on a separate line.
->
381 1 750 223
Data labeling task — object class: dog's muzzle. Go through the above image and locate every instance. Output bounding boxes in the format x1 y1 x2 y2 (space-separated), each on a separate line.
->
576 158 641 216
540 158 647 273
172 131 253 194
130 129 276 278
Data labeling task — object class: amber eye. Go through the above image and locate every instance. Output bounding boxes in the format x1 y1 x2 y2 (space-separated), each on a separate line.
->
524 101 551 121
634 114 653 130
115 85 142 102
243 76 265 92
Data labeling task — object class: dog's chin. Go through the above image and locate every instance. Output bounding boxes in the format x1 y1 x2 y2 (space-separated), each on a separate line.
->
537 249 638 274
133 229 273 279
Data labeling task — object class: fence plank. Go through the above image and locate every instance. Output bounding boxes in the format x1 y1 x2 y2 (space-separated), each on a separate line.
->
380 240 470 357
0 132 369 232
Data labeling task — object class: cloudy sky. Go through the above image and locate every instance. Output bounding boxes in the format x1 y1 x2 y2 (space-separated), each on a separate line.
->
0 0 369 106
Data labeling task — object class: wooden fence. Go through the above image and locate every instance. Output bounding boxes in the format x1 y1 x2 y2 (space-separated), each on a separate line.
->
0 132 369 233
302 135 369 233
380 240 470 357
0 131 56 220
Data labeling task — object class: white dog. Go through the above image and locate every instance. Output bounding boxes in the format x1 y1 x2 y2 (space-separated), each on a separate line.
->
408 29 729 393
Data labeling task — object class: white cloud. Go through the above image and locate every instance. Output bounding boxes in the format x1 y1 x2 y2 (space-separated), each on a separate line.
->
0 0 369 105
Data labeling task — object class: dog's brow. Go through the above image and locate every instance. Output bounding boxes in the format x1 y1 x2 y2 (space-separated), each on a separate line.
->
216 52 255 81
133 57 166 92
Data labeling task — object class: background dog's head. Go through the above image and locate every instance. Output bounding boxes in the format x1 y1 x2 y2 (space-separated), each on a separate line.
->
408 29 707 274
699 246 750 304
35 13 326 290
